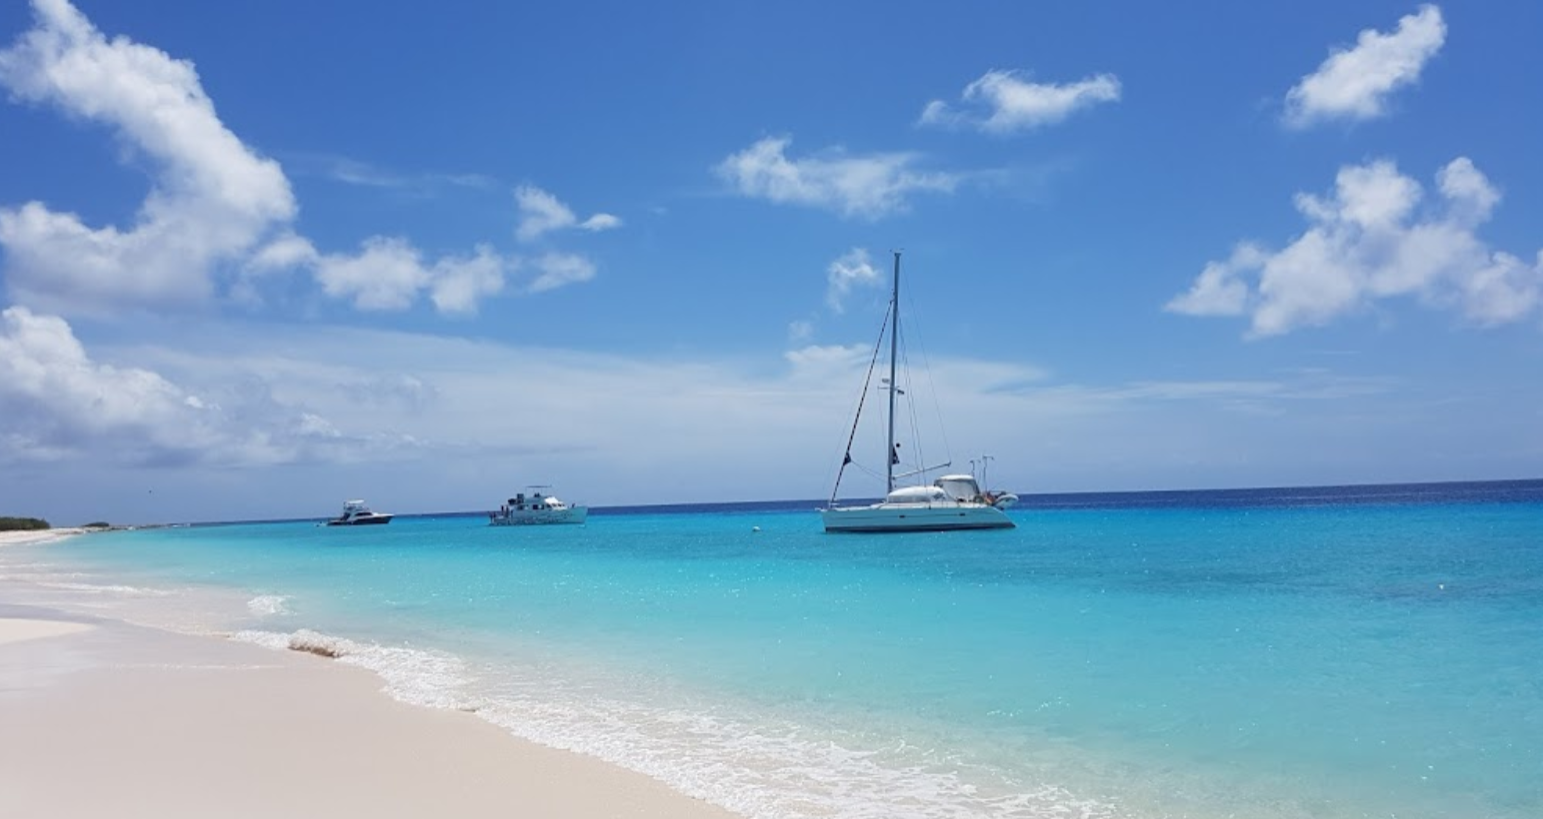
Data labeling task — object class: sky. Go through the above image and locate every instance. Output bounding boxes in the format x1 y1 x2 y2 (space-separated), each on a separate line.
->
1 0 1540 525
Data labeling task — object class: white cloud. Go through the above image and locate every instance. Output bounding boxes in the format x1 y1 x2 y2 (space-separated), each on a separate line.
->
429 246 507 315
0 1 519 319
714 137 958 219
1284 5 1446 128
1165 244 1264 317
527 252 597 294
0 0 297 315
1167 157 1543 336
315 238 511 313
0 306 368 467
825 248 882 312
247 233 320 272
515 185 622 242
315 238 430 311
920 70 1121 134
580 213 622 232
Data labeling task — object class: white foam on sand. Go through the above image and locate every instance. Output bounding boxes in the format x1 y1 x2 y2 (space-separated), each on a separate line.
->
229 626 1117 819
231 628 473 711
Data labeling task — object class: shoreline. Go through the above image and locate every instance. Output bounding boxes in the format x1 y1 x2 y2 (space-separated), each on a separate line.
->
0 533 741 819
0 527 90 548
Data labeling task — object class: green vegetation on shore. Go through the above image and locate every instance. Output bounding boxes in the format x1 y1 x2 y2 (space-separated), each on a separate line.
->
0 516 51 531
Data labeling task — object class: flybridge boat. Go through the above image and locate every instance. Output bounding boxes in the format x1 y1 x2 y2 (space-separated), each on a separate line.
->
821 252 1017 533
326 500 394 526
489 488 588 526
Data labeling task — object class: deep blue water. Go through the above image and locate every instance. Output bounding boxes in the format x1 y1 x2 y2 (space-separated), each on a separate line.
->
5 479 1541 819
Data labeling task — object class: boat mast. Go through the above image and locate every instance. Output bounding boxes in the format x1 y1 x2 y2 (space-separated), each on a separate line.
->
886 251 900 494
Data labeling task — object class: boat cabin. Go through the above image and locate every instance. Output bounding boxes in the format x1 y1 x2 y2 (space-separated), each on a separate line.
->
505 492 562 512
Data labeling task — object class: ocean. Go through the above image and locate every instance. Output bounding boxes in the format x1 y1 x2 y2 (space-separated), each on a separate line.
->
3 480 1540 818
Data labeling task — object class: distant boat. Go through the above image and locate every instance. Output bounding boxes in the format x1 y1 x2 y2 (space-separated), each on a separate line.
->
326 499 394 526
821 252 1016 533
489 487 588 526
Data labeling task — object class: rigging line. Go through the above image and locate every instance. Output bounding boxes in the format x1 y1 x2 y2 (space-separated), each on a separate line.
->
905 272 952 469
895 292 931 482
895 318 918 475
828 303 893 508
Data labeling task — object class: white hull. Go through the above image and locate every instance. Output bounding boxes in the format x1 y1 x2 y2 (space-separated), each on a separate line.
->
326 513 394 526
821 501 1013 533
489 507 587 526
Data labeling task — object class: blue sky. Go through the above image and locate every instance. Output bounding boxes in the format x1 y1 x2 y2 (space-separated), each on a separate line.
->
1 1 1540 524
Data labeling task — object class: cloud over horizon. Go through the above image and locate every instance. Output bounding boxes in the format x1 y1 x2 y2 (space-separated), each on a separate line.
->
1167 157 1543 336
1283 5 1446 128
0 306 382 468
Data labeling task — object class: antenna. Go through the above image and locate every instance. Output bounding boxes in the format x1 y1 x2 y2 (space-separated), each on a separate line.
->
978 454 995 489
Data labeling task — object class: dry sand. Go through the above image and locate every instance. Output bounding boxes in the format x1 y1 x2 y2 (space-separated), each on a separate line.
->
0 540 741 819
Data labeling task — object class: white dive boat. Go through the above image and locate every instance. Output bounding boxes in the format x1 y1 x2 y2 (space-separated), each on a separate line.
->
326 499 394 526
489 487 588 526
821 252 1016 533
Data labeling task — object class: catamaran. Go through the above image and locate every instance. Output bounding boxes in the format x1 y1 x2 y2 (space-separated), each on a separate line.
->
821 252 1016 533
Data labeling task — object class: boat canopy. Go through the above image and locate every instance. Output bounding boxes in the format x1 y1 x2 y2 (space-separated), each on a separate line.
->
933 475 983 501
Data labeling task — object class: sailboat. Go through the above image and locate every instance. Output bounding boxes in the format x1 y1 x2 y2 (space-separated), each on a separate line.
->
821 252 1016 533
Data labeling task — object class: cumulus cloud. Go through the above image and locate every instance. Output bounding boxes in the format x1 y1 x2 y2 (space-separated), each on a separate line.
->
0 0 297 315
0 306 371 466
515 185 622 242
1284 5 1445 128
0 1 521 318
247 233 320 273
315 238 509 314
1166 157 1543 336
715 137 958 219
429 246 506 314
826 248 883 312
920 70 1121 134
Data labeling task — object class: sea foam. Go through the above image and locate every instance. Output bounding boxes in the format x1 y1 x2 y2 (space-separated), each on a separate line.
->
246 595 290 617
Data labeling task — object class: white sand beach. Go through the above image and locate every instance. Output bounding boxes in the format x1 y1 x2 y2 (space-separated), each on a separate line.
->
0 531 739 819
0 527 89 547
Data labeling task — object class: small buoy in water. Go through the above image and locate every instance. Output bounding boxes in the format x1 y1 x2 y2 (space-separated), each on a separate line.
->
1438 583 1446 590
752 526 761 533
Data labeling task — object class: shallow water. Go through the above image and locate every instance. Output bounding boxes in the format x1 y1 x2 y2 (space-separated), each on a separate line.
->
5 480 1540 818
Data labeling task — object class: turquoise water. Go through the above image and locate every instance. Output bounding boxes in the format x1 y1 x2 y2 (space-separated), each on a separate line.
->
5 482 1541 818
